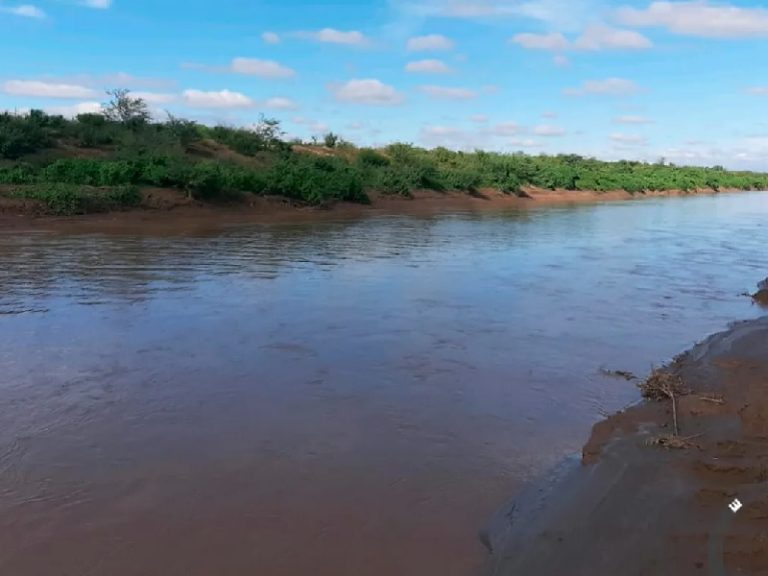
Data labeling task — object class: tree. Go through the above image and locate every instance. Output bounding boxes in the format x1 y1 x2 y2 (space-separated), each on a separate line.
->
102 89 150 124
323 132 340 148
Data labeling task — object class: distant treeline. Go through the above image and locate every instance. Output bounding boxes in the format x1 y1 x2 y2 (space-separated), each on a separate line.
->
1 90 767 214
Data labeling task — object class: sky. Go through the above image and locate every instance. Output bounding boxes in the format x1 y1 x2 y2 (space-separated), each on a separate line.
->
1 0 768 169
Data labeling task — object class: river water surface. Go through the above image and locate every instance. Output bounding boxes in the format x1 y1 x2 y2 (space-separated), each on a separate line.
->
1 192 766 576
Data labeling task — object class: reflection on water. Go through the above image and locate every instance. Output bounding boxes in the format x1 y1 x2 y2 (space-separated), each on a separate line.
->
1 193 766 576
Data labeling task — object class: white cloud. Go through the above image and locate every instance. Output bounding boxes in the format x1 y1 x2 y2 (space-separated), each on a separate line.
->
553 54 570 67
533 124 567 136
1 4 46 18
46 101 102 117
542 111 558 118
328 79 404 105
564 77 641 96
616 1 768 38
132 91 177 104
610 132 648 145
406 34 454 51
405 59 451 73
469 114 488 123
394 0 604 32
183 89 254 109
262 31 280 44
614 115 654 124
419 85 477 99
511 26 651 52
230 58 295 78
265 97 298 110
510 32 569 50
2 80 98 99
748 87 768 95
573 24 652 50
308 121 330 133
297 28 369 46
509 138 544 148
81 0 110 7
489 121 521 136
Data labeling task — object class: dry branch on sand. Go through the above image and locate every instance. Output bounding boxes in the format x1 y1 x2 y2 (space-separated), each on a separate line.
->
639 368 687 436
643 433 702 450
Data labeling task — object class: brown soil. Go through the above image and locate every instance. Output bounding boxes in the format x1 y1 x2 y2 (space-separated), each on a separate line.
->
0 186 746 232
483 317 768 575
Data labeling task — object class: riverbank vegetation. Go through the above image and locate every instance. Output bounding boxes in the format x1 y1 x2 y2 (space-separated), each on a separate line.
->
2 91 767 214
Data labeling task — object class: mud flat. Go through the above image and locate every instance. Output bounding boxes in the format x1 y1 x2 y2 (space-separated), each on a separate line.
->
482 316 768 576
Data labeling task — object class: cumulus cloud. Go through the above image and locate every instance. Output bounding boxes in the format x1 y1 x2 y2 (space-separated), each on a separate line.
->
296 28 369 46
328 79 404 105
489 121 522 136
610 132 648 145
81 0 110 7
553 54 570 67
406 34 454 51
748 87 768 95
265 97 298 110
1 4 46 18
405 59 451 74
183 89 254 109
510 26 651 52
511 32 569 51
469 114 488 123
132 91 177 104
533 124 567 136
509 138 544 148
394 0 607 32
616 1 768 38
230 58 295 78
542 111 558 118
573 24 652 50
419 85 477 99
2 80 98 99
614 115 654 124
262 31 280 44
45 101 102 117
564 78 641 96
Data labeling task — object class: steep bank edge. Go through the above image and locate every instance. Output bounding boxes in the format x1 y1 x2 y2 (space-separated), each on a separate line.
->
481 316 768 576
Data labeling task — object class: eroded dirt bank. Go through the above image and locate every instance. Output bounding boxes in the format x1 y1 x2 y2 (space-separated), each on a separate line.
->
0 186 741 233
482 316 768 576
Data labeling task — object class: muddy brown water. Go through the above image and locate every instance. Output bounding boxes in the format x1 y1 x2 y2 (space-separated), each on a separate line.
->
1 192 766 576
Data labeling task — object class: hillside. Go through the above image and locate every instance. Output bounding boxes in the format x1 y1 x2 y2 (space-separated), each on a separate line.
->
2 92 768 216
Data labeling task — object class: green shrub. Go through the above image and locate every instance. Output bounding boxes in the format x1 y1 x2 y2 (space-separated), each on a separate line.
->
0 111 52 159
357 148 390 167
9 183 141 215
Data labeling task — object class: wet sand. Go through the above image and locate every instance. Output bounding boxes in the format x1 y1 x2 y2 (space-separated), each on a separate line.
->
483 315 768 576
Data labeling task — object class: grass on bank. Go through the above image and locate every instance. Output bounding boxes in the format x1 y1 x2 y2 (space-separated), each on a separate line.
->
2 90 768 214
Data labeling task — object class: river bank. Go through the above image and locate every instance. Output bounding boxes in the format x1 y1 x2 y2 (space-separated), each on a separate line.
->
0 185 744 232
482 313 768 576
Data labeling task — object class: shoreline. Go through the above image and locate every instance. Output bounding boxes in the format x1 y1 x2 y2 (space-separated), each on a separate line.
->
0 186 751 233
481 315 768 576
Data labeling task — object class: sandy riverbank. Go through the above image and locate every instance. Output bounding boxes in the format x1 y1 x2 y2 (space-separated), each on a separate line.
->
482 313 768 576
0 186 742 233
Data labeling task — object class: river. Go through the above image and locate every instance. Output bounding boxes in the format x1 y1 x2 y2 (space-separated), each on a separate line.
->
1 192 765 576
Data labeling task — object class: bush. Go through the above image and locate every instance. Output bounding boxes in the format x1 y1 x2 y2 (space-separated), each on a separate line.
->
357 148 390 167
9 183 141 215
0 111 52 159
265 156 367 204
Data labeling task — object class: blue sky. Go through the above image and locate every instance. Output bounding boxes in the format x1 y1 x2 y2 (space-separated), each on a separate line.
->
1 0 767 169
